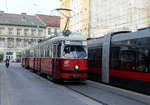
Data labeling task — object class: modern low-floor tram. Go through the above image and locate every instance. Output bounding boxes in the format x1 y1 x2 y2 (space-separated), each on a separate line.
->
88 28 150 94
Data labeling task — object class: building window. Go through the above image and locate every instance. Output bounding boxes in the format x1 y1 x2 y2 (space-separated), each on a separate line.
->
8 39 14 48
38 30 43 36
24 40 28 47
31 29 36 36
48 28 51 35
17 29 21 36
8 28 13 35
24 29 29 36
0 27 5 35
17 40 21 47
0 39 4 48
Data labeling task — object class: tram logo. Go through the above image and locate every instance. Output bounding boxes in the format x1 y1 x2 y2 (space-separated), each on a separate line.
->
64 61 70 67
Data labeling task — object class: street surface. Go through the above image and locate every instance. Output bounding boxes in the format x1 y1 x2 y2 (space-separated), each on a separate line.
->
0 63 101 105
0 63 150 105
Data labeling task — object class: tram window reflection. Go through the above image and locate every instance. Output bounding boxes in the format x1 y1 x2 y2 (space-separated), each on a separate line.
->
111 37 150 73
57 44 61 57
63 45 87 58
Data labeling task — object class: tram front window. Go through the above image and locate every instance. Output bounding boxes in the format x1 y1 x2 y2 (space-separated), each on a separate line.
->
63 45 87 58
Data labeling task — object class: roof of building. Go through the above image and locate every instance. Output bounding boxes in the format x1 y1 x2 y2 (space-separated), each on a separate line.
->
0 12 45 27
36 14 60 27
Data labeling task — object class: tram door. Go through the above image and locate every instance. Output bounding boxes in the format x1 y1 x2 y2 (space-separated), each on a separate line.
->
53 44 61 78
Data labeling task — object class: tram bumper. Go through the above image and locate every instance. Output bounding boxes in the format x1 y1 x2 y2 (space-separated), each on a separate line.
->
61 71 88 79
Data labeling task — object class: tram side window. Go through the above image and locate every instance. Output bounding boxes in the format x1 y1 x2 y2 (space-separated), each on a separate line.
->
88 48 94 67
44 47 47 57
95 47 102 67
40 48 44 57
111 37 150 73
110 43 137 71
34 49 36 58
88 46 102 68
110 47 120 69
57 44 61 57
34 49 38 58
49 45 52 57
35 49 38 58
30 50 34 58
135 38 150 73
26 50 30 57
45 46 49 57
53 45 57 58
119 51 136 71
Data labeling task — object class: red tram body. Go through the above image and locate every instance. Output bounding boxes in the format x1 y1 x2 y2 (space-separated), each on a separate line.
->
21 50 30 68
21 32 88 81
88 28 150 94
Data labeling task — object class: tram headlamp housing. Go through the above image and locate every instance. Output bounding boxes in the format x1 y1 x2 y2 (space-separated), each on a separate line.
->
82 41 87 46
75 65 79 70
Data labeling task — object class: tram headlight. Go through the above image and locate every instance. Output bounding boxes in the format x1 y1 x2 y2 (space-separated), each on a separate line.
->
75 65 79 70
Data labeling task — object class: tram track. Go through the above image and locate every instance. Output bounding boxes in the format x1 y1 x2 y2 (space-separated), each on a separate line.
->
86 80 150 105
62 81 150 105
24 69 106 105
22 67 150 105
64 84 108 105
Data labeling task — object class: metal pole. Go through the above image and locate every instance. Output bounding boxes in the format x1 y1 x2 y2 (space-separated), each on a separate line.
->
64 17 70 31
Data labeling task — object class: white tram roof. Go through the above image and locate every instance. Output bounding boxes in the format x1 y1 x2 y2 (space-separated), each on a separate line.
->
37 32 87 47
48 32 86 42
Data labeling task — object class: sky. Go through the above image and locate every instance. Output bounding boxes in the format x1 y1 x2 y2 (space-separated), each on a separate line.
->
0 0 60 15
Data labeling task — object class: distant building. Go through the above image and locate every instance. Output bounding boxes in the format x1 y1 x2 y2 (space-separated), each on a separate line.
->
59 0 89 38
145 0 150 26
59 0 72 31
36 14 60 38
60 0 149 38
70 0 89 38
0 11 60 61
89 0 147 38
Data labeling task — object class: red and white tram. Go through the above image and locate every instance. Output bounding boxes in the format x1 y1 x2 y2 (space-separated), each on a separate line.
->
21 49 30 68
21 31 88 81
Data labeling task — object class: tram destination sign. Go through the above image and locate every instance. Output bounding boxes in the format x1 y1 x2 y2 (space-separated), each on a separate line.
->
65 41 87 46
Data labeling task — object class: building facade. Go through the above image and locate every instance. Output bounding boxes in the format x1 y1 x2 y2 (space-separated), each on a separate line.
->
70 0 89 37
36 14 60 38
0 12 60 61
90 0 148 38
145 0 150 26
59 0 72 31
60 0 89 38
60 0 149 38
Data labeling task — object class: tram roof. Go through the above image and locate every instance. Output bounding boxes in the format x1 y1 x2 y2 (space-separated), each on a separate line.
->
88 28 150 47
55 32 86 41
41 32 87 44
